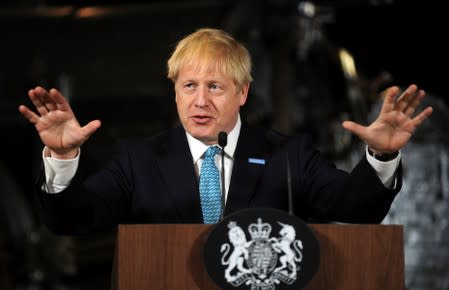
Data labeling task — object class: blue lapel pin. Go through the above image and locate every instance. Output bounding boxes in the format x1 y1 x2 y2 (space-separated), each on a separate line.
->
248 158 265 165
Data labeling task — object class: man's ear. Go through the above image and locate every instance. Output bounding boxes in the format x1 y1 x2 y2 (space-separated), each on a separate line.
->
239 83 250 106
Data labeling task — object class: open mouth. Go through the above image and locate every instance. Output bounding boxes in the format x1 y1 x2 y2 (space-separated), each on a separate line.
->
192 115 212 124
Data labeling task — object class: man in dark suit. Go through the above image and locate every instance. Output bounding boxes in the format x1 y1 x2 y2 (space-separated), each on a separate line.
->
19 28 433 234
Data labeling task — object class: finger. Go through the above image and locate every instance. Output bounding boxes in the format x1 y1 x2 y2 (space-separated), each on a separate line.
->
49 88 73 113
41 90 58 111
379 86 400 114
28 88 50 116
394 84 418 112
404 89 425 116
18 105 40 125
32 86 58 111
412 106 433 127
81 120 102 138
342 120 366 138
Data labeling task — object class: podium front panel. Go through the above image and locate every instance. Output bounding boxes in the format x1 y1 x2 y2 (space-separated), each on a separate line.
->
116 224 404 290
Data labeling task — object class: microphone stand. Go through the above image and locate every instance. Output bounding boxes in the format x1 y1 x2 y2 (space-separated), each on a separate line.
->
218 131 228 221
287 152 293 215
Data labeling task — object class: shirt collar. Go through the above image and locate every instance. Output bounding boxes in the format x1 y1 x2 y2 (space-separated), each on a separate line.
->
186 115 241 163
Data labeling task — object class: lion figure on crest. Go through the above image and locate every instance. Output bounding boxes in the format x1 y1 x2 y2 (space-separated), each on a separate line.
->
221 222 253 282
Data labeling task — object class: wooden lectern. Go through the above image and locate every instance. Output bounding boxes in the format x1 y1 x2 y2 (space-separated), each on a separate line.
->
115 224 404 290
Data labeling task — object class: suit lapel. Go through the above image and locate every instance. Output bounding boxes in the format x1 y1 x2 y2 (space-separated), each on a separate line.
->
225 125 269 215
155 127 203 222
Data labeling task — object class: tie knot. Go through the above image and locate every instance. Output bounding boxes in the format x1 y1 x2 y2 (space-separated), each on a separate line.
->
204 146 220 158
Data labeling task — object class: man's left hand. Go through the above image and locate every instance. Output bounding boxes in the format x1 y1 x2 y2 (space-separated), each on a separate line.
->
342 84 433 154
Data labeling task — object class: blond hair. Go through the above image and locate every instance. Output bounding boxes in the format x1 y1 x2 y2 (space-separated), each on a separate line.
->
167 28 252 89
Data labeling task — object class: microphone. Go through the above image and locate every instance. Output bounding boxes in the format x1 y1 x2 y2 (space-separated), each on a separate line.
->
218 131 228 221
286 152 293 215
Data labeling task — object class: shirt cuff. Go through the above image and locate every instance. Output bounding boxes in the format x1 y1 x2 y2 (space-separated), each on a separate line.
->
42 147 80 193
365 146 401 189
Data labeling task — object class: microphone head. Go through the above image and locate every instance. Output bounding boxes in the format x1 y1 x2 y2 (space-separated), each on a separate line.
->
218 131 228 148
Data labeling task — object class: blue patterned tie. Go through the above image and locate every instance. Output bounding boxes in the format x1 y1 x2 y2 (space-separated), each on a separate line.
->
199 146 222 224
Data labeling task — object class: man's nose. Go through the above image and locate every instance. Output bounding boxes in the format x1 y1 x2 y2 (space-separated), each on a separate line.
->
195 86 209 107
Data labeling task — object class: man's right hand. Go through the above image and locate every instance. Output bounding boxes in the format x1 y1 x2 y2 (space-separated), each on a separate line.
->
18 86 101 159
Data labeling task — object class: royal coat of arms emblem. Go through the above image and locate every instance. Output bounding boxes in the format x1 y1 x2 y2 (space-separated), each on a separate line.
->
203 208 320 290
220 218 303 289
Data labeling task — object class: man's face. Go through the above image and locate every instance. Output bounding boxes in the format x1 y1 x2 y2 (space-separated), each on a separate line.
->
175 63 249 144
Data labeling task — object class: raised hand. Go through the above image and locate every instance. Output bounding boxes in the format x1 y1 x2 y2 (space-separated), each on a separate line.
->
342 84 433 154
18 86 101 159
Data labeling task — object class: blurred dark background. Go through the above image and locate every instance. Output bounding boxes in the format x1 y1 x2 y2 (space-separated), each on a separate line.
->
1 0 447 289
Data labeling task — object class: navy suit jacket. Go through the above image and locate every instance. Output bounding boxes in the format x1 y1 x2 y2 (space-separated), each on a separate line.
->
37 124 400 234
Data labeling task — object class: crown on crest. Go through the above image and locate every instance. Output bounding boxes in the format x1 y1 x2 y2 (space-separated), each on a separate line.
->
248 218 272 239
